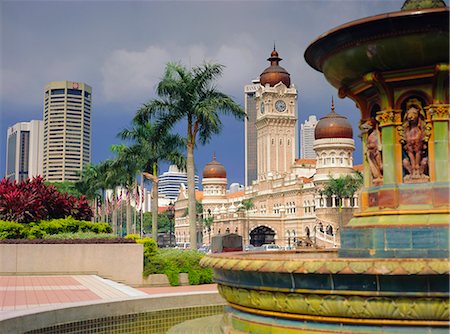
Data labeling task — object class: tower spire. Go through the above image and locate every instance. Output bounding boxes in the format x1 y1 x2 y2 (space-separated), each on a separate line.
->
331 96 335 113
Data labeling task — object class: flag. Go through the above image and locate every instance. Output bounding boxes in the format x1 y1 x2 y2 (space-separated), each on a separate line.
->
117 191 123 206
97 200 102 216
106 198 111 214
141 188 145 209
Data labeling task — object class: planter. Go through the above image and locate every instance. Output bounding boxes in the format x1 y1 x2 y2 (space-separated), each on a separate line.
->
0 243 143 286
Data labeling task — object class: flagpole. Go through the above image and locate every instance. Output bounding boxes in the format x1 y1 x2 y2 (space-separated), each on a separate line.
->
140 173 144 238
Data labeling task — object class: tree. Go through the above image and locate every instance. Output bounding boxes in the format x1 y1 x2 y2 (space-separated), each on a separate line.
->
110 144 140 235
75 163 104 221
96 159 122 234
136 62 245 249
322 172 363 229
203 215 214 246
94 160 114 224
238 199 254 245
46 181 82 198
119 118 185 243
322 172 363 208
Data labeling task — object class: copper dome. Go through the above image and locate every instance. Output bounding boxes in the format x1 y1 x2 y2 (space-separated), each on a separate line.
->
260 47 291 87
315 99 353 140
203 155 227 179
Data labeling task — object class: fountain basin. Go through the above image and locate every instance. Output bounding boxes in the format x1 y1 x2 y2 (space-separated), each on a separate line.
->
201 251 449 332
304 8 449 89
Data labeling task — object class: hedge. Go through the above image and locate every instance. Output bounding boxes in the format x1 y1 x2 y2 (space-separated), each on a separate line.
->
143 248 213 286
0 217 112 239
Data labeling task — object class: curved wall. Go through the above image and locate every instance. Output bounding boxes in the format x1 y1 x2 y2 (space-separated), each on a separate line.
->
0 292 225 334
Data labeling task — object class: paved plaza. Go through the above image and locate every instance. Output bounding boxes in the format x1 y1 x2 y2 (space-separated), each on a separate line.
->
0 275 218 317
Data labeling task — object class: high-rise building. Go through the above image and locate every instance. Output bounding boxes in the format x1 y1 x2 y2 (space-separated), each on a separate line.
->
244 78 260 186
42 81 92 182
300 115 318 159
158 165 199 200
5 120 43 182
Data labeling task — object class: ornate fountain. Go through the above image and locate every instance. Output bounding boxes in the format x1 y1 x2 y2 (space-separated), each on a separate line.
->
200 1 449 333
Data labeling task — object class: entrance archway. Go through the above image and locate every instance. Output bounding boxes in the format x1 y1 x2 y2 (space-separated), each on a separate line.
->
250 226 276 247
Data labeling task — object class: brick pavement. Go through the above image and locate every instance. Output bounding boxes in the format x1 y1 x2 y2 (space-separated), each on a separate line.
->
0 275 218 314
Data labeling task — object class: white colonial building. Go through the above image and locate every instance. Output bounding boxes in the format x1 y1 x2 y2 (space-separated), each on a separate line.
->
174 48 361 249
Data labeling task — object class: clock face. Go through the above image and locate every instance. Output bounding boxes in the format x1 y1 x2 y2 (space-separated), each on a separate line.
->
260 102 265 114
275 100 286 112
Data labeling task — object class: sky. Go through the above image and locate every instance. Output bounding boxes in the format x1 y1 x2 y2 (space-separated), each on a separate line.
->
1 0 408 187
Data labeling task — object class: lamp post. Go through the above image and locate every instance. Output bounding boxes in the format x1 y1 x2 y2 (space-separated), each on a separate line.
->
167 201 175 247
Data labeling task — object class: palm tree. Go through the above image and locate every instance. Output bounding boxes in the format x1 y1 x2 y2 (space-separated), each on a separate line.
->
75 163 101 221
203 215 214 246
110 144 140 235
95 160 113 223
96 158 123 234
136 62 245 249
322 172 363 231
238 199 254 246
118 118 185 243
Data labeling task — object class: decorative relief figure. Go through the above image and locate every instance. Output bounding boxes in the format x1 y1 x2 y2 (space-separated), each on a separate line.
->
364 118 383 185
398 98 431 183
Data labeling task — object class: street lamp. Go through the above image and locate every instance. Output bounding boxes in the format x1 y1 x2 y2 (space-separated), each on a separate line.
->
167 201 175 247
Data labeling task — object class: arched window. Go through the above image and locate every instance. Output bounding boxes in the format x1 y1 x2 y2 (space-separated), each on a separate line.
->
326 225 333 236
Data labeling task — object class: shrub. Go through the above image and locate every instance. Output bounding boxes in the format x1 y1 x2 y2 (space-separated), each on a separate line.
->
0 220 26 239
1 217 113 239
143 248 213 286
0 177 92 223
137 237 158 258
44 232 117 240
124 234 141 242
26 223 46 239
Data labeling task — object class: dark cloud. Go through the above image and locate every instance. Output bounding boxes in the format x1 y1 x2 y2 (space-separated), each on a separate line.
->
1 0 406 183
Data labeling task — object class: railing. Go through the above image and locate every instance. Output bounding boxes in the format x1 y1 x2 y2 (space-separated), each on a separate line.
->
314 218 339 248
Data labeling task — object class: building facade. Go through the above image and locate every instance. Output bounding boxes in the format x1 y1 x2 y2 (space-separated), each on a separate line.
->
300 115 318 159
158 165 199 201
42 81 92 182
5 120 43 182
174 49 361 249
244 79 260 186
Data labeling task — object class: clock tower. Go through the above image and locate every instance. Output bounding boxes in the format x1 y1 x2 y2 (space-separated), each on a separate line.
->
255 48 298 180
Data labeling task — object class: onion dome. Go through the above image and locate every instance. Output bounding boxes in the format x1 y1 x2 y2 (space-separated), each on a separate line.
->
315 98 353 140
203 153 227 179
260 46 291 87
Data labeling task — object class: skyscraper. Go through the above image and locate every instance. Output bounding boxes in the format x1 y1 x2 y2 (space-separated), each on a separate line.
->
244 79 260 186
43 81 92 182
5 120 43 182
158 165 199 200
300 115 318 159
